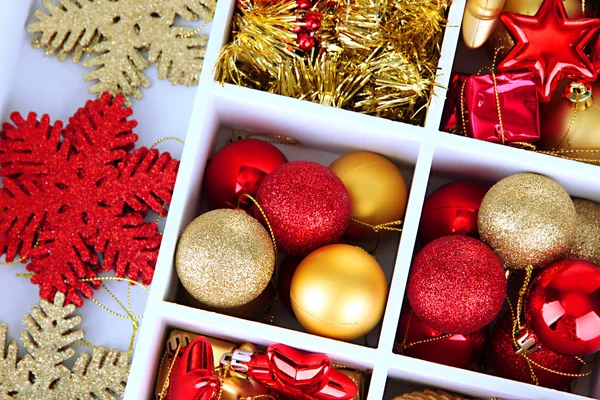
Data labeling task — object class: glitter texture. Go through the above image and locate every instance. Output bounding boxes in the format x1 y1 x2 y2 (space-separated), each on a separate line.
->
407 235 506 334
256 161 350 256
570 199 600 265
0 293 130 398
393 389 466 400
175 209 275 308
489 314 581 389
478 172 576 270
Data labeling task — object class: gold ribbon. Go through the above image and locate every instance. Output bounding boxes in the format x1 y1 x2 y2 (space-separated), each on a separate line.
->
350 217 403 233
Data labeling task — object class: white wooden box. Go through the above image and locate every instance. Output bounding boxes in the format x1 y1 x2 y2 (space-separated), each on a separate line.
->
1 1 599 399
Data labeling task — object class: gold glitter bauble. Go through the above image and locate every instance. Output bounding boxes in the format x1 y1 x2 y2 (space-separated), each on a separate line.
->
329 152 408 240
175 209 275 308
570 199 600 265
478 173 576 269
290 244 388 341
393 389 467 400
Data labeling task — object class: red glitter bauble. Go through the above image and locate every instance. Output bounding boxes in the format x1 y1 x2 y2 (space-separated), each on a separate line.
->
420 181 488 244
407 235 506 334
395 305 488 369
204 139 288 210
277 255 303 313
490 314 581 389
526 259 600 356
256 161 350 256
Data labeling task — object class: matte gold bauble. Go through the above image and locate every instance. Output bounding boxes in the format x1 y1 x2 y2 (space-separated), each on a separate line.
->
487 0 589 59
329 152 407 240
539 80 600 155
570 199 600 265
478 173 576 269
175 209 275 308
290 244 388 341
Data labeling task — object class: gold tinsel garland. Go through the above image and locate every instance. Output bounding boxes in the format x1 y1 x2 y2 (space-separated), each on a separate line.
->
215 0 449 125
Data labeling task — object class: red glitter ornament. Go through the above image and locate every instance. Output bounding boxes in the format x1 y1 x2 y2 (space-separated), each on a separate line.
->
256 161 350 256
407 235 506 334
395 305 488 369
489 314 582 389
419 181 488 244
498 0 600 102
204 139 288 210
277 255 303 313
0 93 178 306
526 259 600 356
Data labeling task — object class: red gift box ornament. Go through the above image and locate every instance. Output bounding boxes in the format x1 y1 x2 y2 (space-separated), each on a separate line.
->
461 71 540 144
441 72 468 133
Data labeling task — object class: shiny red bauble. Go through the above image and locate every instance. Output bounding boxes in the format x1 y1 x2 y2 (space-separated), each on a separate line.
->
526 259 600 356
204 139 288 210
489 314 582 389
277 255 303 313
256 161 350 256
407 235 506 334
395 305 488 369
419 181 488 244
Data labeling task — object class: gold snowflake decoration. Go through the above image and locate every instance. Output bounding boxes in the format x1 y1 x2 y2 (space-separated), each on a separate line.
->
0 293 130 399
27 0 216 103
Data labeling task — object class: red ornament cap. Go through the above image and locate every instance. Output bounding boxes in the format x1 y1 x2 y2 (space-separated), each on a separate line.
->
526 259 600 356
498 0 600 102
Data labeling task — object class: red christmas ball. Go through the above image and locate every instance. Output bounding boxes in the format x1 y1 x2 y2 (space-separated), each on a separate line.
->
526 259 600 356
297 32 315 52
395 305 488 369
490 314 582 389
277 255 303 313
419 181 488 244
204 139 288 210
407 235 506 334
297 0 311 9
304 12 322 31
256 161 350 256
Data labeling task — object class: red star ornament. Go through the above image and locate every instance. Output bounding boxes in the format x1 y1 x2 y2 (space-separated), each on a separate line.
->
498 0 600 102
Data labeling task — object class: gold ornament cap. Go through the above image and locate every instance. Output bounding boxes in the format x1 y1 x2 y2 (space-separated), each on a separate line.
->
565 81 593 111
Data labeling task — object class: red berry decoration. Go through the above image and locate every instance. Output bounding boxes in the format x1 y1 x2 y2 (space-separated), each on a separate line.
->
407 236 506 334
489 314 582 389
304 11 322 31
297 0 311 9
277 255 303 313
297 32 315 52
256 161 350 256
0 93 179 306
526 259 600 356
204 139 287 210
395 305 488 369
419 181 488 244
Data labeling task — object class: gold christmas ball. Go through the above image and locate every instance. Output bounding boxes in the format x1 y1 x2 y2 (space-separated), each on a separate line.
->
393 389 466 400
570 199 600 265
487 0 588 59
175 209 275 308
329 152 407 240
219 375 271 400
290 244 388 341
478 173 576 269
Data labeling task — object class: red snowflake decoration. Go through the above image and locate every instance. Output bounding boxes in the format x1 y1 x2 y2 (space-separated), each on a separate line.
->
0 93 179 306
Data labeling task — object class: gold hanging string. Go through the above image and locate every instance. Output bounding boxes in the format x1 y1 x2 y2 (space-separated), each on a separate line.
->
233 130 301 145
350 217 403 233
157 343 182 400
238 194 278 258
149 136 185 150
394 310 451 353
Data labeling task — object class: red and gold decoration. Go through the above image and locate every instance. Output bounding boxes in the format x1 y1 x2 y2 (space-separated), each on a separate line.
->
407 235 506 335
441 73 468 133
526 259 600 356
395 305 488 369
256 161 350 256
329 152 407 240
419 181 488 244
175 209 275 308
0 93 179 306
478 173 576 270
290 244 388 341
204 139 288 210
569 199 600 265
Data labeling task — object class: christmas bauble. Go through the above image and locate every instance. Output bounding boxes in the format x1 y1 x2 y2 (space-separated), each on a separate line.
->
478 173 576 269
277 255 303 313
256 161 350 256
526 259 600 356
419 181 488 244
393 390 466 400
395 305 488 369
175 209 275 308
329 152 407 240
489 314 582 389
290 244 388 341
570 199 600 264
219 375 272 400
487 0 589 60
539 80 600 157
204 139 288 210
407 235 506 334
